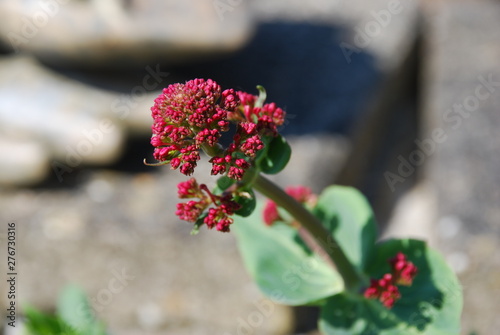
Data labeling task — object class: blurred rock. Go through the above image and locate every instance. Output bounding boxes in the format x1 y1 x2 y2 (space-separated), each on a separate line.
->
0 0 255 69
0 56 127 185
383 182 437 245
269 135 350 194
0 136 49 186
422 1 500 333
110 85 165 135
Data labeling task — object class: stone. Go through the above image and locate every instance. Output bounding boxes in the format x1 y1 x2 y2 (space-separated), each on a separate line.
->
0 136 49 186
382 181 437 246
0 55 126 184
269 134 350 193
0 0 255 69
420 1 500 334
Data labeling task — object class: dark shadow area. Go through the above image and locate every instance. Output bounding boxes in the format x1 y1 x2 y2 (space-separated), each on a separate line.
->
30 164 83 190
164 22 381 136
292 305 321 333
0 45 10 55
46 22 381 136
0 36 15 54
108 136 158 173
30 136 160 190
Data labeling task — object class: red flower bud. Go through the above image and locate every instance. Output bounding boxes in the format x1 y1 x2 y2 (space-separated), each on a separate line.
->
363 252 418 309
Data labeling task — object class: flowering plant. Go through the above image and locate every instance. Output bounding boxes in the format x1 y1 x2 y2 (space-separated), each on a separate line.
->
146 79 463 334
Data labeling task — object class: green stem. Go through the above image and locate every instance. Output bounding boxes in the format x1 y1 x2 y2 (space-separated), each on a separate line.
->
253 174 364 291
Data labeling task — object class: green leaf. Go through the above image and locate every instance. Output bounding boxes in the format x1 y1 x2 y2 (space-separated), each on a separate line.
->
57 285 92 330
232 204 343 305
319 293 419 335
258 134 291 174
216 176 236 191
319 239 463 335
24 306 71 335
23 306 91 335
24 286 107 335
234 188 257 217
313 186 377 271
254 135 273 167
57 285 107 335
213 177 256 218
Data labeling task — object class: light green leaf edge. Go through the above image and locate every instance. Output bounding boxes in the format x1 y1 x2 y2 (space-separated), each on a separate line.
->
232 205 344 306
314 185 378 271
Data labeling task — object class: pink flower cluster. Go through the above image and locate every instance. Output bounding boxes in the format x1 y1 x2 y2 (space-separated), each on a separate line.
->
228 91 286 136
175 178 241 232
363 252 418 308
209 91 286 181
263 186 317 226
389 252 419 286
150 79 236 176
150 79 286 182
149 79 286 232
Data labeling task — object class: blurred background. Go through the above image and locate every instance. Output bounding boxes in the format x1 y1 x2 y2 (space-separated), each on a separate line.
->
0 0 499 334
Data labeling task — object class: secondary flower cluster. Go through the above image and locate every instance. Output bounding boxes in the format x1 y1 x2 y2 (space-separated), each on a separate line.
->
363 252 418 308
149 79 285 181
209 91 285 180
149 79 286 231
176 178 241 232
263 186 317 226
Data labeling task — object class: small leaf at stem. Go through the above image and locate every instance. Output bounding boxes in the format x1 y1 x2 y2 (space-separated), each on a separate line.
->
191 216 206 235
234 188 257 217
258 134 291 174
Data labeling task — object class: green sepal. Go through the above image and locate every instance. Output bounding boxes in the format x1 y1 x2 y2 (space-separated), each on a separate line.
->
255 85 267 109
190 215 206 235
